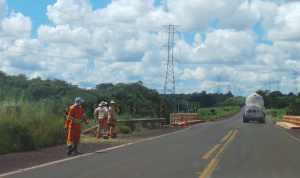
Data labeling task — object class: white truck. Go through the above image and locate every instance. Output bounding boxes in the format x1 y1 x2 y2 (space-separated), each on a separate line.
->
243 94 265 123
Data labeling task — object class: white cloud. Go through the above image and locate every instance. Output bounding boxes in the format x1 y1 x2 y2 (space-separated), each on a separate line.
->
219 1 260 30
251 0 277 30
0 11 32 39
0 0 299 96
179 29 256 65
0 0 8 19
266 2 300 41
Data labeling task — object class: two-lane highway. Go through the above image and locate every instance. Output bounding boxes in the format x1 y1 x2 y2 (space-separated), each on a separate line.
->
1 109 300 178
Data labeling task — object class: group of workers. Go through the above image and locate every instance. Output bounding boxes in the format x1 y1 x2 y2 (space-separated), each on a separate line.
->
94 100 118 139
64 97 118 155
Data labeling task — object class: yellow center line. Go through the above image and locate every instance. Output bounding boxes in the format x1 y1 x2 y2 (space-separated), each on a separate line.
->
202 144 221 159
220 130 233 143
202 130 233 160
200 130 238 178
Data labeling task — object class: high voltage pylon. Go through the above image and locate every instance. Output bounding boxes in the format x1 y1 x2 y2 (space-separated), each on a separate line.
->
293 71 299 95
162 25 180 99
216 76 223 94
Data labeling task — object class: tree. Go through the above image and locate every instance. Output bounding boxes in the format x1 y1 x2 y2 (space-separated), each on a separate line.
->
95 83 114 91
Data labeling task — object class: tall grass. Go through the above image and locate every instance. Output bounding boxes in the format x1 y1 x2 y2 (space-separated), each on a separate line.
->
0 99 67 154
198 106 240 121
264 109 286 122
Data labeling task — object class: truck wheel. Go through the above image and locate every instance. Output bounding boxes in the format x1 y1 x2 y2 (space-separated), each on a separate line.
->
243 114 247 123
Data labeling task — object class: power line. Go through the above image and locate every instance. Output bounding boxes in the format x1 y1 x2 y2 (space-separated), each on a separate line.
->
0 6 54 26
0 41 161 62
32 0 100 26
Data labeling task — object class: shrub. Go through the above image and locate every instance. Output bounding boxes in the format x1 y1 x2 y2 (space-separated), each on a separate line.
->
116 124 132 134
0 118 34 154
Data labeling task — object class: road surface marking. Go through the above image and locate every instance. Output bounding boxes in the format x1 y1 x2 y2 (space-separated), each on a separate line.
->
202 130 233 160
202 144 221 159
200 130 238 178
220 130 233 143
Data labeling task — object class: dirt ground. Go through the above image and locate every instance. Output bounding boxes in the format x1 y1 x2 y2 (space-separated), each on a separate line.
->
0 114 299 175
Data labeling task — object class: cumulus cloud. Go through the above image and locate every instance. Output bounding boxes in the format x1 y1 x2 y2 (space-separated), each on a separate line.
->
0 0 299 96
178 29 256 65
219 1 260 30
0 11 32 39
266 2 300 41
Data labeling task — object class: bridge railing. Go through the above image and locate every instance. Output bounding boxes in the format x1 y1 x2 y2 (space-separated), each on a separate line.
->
170 113 202 126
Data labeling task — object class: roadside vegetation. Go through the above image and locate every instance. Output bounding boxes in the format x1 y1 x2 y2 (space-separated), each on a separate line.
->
198 106 241 122
264 109 286 122
255 90 300 122
2 71 299 154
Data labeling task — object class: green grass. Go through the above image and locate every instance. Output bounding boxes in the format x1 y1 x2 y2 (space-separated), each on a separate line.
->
264 109 286 122
0 99 67 154
198 106 241 121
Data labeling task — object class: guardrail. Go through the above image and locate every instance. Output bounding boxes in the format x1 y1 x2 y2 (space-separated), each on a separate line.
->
282 116 300 126
82 118 167 134
117 118 166 126
170 113 203 126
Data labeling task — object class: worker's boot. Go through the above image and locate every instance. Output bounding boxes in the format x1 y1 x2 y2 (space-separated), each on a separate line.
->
96 132 102 138
67 146 73 155
73 142 79 154
110 131 116 138
103 132 109 139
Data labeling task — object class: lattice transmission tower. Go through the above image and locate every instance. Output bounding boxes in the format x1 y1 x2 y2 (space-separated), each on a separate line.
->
162 25 180 98
216 76 223 94
293 71 299 95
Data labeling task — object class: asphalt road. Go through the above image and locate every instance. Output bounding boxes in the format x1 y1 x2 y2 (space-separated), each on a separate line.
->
1 109 300 178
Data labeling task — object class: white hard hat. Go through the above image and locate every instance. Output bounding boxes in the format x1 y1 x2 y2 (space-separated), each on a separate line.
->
75 97 84 105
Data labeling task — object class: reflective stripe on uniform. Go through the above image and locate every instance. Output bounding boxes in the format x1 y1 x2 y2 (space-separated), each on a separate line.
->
73 119 83 124
67 115 74 121
67 114 85 123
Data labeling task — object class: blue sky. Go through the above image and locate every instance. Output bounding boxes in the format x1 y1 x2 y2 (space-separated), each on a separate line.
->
1 0 300 96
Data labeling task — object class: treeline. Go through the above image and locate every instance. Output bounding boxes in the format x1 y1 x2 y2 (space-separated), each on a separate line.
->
0 71 243 154
0 71 242 119
256 90 300 115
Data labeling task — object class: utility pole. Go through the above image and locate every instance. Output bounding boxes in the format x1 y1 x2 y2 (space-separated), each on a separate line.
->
162 25 180 102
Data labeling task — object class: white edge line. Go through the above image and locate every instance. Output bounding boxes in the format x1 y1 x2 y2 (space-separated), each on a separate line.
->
271 121 300 143
0 124 199 177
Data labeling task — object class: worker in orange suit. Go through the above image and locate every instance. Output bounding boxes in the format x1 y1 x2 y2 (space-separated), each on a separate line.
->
94 101 109 139
108 100 118 138
65 97 88 155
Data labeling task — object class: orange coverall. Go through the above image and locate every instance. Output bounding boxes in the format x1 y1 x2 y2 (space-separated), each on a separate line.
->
65 105 88 147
